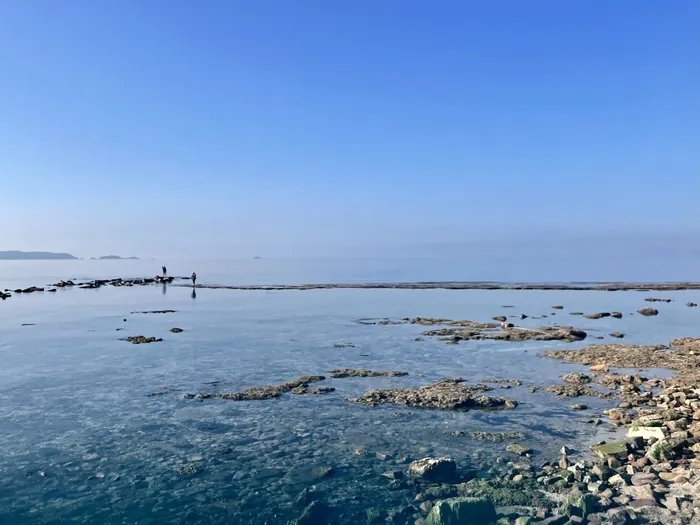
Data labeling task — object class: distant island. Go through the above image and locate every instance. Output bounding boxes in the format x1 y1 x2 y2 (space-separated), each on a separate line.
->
0 250 78 260
92 255 140 260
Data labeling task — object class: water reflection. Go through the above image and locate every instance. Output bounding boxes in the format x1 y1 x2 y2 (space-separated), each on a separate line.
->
191 288 197 300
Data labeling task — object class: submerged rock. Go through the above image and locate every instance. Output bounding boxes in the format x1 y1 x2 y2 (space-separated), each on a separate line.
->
186 375 327 401
170 327 184 333
410 318 497 329
444 431 525 441
610 332 625 339
408 457 456 482
329 369 408 378
425 497 496 525
687 302 697 307
349 379 517 411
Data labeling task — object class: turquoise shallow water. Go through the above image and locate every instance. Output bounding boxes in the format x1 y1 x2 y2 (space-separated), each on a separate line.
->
1 261 699 523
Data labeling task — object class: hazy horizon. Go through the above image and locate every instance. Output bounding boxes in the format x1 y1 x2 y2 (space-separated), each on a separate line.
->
1 1 698 263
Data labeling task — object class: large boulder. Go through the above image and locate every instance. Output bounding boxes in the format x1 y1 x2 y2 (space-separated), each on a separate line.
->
425 497 497 525
408 457 456 482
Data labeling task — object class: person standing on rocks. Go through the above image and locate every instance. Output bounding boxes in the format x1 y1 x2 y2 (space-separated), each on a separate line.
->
191 272 197 287
162 265 167 276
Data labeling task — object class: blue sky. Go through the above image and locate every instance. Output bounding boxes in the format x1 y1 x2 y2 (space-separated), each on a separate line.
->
0 1 698 258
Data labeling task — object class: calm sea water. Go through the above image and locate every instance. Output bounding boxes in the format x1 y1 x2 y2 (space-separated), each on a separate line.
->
1 259 699 524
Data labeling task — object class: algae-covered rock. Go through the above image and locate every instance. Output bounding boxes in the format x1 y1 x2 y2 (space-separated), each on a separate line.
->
425 497 497 525
457 479 553 508
591 441 628 459
506 444 532 456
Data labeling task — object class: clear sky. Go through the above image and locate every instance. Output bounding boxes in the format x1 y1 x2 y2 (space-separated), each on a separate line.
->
0 1 698 259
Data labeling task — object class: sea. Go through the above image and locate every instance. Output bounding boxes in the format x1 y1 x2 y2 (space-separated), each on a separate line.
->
1 258 699 524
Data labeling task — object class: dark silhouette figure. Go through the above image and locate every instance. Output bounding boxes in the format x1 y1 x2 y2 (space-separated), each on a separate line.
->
191 272 197 286
191 288 197 300
162 266 167 276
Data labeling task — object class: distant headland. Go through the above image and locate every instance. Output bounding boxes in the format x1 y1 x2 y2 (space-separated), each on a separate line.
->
0 251 78 260
91 255 140 260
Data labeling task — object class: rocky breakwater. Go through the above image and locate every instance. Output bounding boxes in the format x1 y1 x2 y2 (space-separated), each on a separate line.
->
350 378 518 411
51 276 176 289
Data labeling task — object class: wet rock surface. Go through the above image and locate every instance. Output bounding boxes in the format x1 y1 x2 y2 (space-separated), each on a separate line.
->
542 339 700 375
125 335 163 344
185 375 328 401
349 379 518 411
585 312 610 319
170 327 184 333
638 307 659 316
420 323 587 344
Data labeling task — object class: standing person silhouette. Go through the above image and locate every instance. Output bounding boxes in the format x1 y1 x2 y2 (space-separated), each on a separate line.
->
162 265 167 276
191 272 197 287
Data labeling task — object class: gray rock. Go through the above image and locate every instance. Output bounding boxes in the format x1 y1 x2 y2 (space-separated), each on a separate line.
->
631 472 659 486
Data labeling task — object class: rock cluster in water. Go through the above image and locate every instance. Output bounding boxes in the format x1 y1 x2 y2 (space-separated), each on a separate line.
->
349 379 518 411
422 324 587 344
185 375 331 400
